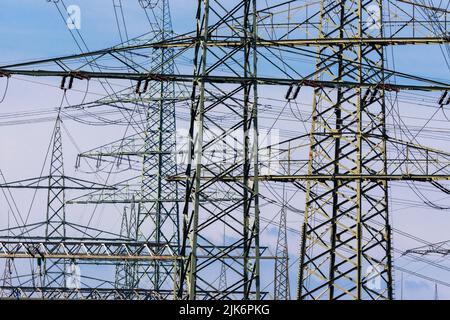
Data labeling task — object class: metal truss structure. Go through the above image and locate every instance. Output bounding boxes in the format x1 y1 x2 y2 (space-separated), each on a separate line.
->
0 286 166 300
0 239 177 261
0 0 449 300
405 241 450 256
43 109 67 289
297 0 394 300
274 179 290 300
101 0 182 296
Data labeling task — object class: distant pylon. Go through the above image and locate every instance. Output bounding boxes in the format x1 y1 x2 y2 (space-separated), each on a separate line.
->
115 197 138 293
274 182 290 300
2 258 13 288
2 211 13 290
44 106 67 288
135 0 180 294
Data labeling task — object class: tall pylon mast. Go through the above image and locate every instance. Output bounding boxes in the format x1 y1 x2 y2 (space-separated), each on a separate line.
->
178 0 261 300
44 107 67 288
274 182 290 300
0 0 449 300
298 0 392 300
135 0 180 293
115 199 138 292
46 110 66 240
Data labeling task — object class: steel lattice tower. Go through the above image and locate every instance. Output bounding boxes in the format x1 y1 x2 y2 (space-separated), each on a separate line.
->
178 0 261 300
298 0 393 300
0 0 449 300
107 0 181 294
136 0 179 293
115 200 138 291
43 109 67 288
274 182 290 300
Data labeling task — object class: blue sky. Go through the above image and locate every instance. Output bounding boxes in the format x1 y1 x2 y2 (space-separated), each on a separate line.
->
0 0 449 300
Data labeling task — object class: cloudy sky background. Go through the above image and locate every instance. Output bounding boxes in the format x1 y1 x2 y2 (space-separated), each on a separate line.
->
0 0 449 299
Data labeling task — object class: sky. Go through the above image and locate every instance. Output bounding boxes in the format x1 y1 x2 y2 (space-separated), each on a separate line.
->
0 0 449 300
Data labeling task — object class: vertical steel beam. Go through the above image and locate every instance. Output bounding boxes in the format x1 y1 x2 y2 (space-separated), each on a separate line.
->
115 198 138 295
179 0 210 300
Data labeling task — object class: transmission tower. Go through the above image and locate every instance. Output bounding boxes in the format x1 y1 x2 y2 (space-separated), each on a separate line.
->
43 107 67 288
297 0 393 300
2 212 14 292
136 0 179 293
0 0 449 300
434 283 439 300
274 182 290 300
176 0 262 300
218 221 228 293
115 199 138 292
85 0 181 294
294 0 450 300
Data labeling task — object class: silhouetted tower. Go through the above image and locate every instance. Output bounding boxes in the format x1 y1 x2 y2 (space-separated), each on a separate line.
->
115 199 138 292
274 183 290 300
44 108 67 288
135 0 180 294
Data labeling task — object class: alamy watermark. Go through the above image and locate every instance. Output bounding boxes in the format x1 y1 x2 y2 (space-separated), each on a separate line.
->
366 264 384 291
174 126 281 175
366 5 382 31
66 262 81 289
66 5 81 30
46 1 81 30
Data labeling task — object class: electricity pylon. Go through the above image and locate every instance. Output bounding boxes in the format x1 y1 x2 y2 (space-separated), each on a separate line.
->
296 0 449 300
434 283 439 300
0 0 449 300
176 0 261 300
218 221 228 293
297 0 393 300
274 182 290 300
1 106 71 293
43 107 67 289
99 0 181 295
2 213 14 295
115 200 138 292
136 0 180 293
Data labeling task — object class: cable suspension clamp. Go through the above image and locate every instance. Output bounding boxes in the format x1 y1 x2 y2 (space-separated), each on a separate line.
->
0 71 11 78
135 79 150 95
60 72 90 90
135 75 168 95
362 88 380 104
285 83 302 101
